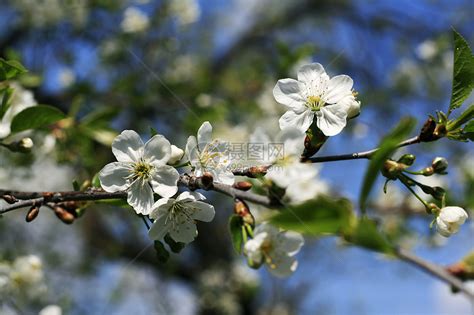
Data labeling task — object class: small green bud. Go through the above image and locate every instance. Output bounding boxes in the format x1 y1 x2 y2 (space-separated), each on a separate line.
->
422 167 434 176
397 154 416 166
381 159 403 180
431 157 448 174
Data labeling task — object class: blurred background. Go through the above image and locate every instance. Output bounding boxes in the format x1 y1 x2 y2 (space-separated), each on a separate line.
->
0 0 473 314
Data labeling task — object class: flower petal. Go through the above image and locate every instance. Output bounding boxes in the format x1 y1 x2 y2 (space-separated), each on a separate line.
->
273 79 306 111
143 134 171 166
266 254 298 278
176 191 206 202
127 179 154 215
215 169 235 185
276 127 306 158
277 231 304 256
316 105 348 136
253 222 279 238
168 219 198 243
149 198 173 220
150 165 179 197
185 135 200 165
278 110 314 133
148 215 169 240
189 201 215 222
112 130 144 163
297 63 326 85
197 121 212 150
324 75 353 104
99 162 132 192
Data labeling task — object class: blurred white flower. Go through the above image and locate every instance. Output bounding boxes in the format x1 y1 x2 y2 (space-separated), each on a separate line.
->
244 223 304 277
274 63 360 136
11 255 43 285
416 39 437 60
121 7 150 33
58 68 75 88
99 130 180 215
0 83 37 139
436 206 468 237
170 0 201 25
185 121 234 185
148 191 215 243
39 305 62 315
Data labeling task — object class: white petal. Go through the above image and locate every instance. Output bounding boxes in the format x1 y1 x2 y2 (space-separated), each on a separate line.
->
189 201 215 222
244 238 264 264
168 145 184 164
148 215 169 240
112 130 144 163
215 169 235 185
169 219 198 243
254 222 279 238
273 78 306 111
143 134 171 166
436 217 452 237
176 191 206 202
276 127 306 158
197 121 212 149
324 75 353 104
149 198 173 220
266 254 298 278
439 206 468 224
127 179 154 215
277 231 304 256
279 110 314 133
185 135 200 165
297 63 326 85
99 162 132 192
150 165 179 197
249 127 271 144
339 95 360 118
316 105 348 136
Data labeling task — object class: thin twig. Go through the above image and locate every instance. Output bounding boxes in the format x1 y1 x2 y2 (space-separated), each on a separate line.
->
308 136 421 163
395 247 474 300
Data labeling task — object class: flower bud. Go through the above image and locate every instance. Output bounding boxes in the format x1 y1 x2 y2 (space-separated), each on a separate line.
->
421 167 434 176
168 145 184 165
431 157 448 174
2 195 18 204
419 117 437 142
200 172 214 190
234 199 255 226
233 181 253 191
247 166 268 178
381 160 402 180
53 206 75 224
26 206 40 222
397 154 416 166
436 206 468 237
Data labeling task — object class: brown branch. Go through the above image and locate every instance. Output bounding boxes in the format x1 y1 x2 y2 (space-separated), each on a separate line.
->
395 247 474 301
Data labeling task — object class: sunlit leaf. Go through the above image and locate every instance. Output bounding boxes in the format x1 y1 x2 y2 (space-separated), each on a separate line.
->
10 105 66 133
344 218 394 255
229 215 244 253
270 195 353 236
359 117 416 213
0 58 28 80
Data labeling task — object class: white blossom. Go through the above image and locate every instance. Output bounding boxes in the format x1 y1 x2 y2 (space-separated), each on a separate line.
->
99 130 180 215
416 39 438 60
121 7 149 33
0 83 37 139
39 305 62 315
273 63 360 136
168 145 185 165
148 191 215 243
185 121 234 185
244 223 304 277
170 0 201 25
436 206 469 237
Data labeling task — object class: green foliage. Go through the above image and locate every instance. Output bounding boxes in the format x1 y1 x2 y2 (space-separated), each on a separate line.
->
448 29 474 115
359 117 416 213
0 58 27 81
10 105 66 133
0 86 14 121
463 120 474 140
229 215 244 254
270 196 353 236
343 218 395 255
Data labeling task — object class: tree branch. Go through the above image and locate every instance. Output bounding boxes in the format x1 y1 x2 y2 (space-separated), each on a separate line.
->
395 247 474 301
308 136 421 163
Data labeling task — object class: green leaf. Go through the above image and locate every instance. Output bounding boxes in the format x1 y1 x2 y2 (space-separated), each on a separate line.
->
91 173 101 188
344 218 394 255
359 117 416 213
0 87 14 121
464 120 474 133
229 215 244 253
72 180 80 192
0 58 28 80
270 195 353 236
448 29 474 115
154 240 170 263
10 105 66 133
164 234 186 253
150 127 158 137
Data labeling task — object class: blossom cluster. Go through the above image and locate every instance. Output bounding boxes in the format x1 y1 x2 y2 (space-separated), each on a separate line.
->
97 62 469 277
